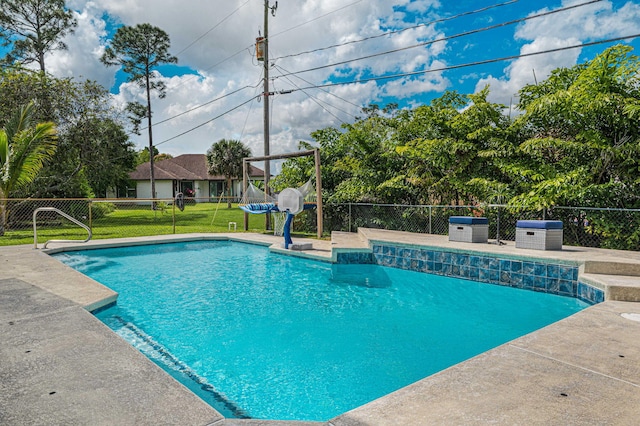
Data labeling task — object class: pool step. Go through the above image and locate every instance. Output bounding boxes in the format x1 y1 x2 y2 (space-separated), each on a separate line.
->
582 260 640 276
579 273 640 302
332 231 369 249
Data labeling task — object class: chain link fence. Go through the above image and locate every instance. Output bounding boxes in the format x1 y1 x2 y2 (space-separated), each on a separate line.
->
0 197 267 246
325 203 640 251
2 198 639 251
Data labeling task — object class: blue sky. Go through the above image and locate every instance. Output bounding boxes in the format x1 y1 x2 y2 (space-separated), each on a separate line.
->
15 0 640 161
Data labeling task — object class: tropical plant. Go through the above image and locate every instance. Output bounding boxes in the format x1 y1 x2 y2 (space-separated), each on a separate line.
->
0 102 57 235
206 139 251 208
271 141 317 193
101 23 178 202
509 44 640 209
275 104 412 205
395 88 512 205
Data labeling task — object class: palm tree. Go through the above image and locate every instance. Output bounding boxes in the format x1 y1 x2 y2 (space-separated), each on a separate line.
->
206 139 251 208
0 102 57 235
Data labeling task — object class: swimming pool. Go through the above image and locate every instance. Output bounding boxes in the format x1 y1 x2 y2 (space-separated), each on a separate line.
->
55 240 589 421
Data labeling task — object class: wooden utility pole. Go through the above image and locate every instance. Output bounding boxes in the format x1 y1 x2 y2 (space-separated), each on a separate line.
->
262 1 277 229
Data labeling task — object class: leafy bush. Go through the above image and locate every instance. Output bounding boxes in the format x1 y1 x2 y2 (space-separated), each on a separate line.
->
91 202 116 220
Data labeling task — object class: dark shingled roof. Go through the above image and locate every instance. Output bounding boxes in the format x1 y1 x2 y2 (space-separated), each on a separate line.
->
129 154 265 181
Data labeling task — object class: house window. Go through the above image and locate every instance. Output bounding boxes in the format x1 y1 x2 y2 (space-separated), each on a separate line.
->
180 181 195 197
209 181 224 198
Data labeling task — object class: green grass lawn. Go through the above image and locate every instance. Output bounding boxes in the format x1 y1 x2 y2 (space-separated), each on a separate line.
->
1 202 314 246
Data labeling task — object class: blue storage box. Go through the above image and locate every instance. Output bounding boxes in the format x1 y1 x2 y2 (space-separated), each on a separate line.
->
448 216 488 243
516 220 563 250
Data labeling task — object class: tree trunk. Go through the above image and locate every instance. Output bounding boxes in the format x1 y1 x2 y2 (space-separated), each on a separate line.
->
146 72 156 209
226 176 232 208
0 201 6 237
39 51 46 73
0 186 6 235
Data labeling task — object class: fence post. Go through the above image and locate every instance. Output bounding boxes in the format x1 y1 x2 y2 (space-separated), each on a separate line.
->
496 205 501 244
89 200 93 231
172 200 176 234
349 203 352 233
429 206 432 234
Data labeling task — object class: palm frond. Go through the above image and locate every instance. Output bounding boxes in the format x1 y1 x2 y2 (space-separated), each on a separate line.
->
0 103 58 196
10 123 57 188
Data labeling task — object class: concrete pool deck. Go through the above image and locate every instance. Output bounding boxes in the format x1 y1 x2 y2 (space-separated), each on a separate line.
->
1 229 639 425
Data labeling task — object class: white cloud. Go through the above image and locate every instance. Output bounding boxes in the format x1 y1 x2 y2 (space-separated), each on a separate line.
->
404 0 441 14
477 36 582 105
44 3 111 84
476 0 640 105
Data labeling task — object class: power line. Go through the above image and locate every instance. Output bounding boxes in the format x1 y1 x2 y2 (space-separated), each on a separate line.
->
169 0 366 92
152 1 367 149
240 84 262 140
272 0 519 61
274 64 358 121
169 47 253 91
165 0 508 112
167 1 255 91
274 71 348 124
174 0 252 57
143 32 639 148
149 0 520 137
138 84 259 132
274 64 363 110
136 0 625 147
275 0 604 78
286 33 640 92
270 0 364 39
145 64 357 140
155 95 259 147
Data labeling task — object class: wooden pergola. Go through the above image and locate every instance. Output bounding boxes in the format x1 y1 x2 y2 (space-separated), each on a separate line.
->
242 148 323 238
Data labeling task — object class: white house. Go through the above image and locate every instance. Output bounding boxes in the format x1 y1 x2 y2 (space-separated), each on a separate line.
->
128 154 265 203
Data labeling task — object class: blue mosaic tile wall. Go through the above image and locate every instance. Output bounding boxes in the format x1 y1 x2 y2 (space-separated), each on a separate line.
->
336 252 373 264
577 282 605 304
336 244 605 305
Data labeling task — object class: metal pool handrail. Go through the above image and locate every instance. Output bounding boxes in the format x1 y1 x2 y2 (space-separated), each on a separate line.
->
33 207 92 249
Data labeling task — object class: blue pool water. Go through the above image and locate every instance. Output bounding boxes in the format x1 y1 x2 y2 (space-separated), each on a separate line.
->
54 241 588 421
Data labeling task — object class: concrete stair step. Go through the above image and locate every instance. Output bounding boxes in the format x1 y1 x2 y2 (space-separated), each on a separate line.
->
583 260 640 276
580 273 640 302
